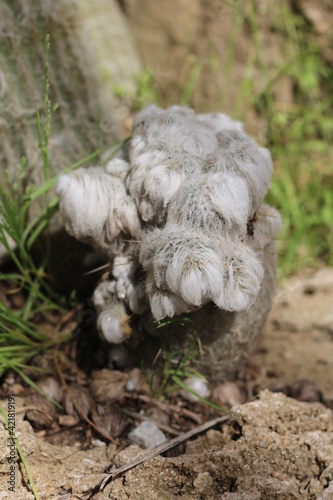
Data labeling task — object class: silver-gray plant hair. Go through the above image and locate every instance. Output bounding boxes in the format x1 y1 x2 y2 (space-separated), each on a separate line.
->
56 104 281 343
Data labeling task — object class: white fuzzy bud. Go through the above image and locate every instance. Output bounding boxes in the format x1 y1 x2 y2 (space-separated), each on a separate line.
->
112 256 148 314
105 158 130 179
97 305 131 344
97 310 124 343
56 166 141 249
216 243 264 311
92 280 117 309
149 287 191 321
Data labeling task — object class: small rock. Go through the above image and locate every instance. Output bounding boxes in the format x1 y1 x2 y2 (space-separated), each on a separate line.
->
112 444 148 468
193 472 213 492
212 381 245 407
91 438 106 447
126 368 142 392
128 421 167 450
180 376 209 402
25 393 57 428
38 376 63 403
145 406 170 427
58 415 79 427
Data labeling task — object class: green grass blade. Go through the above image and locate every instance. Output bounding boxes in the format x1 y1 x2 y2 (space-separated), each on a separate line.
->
13 367 62 409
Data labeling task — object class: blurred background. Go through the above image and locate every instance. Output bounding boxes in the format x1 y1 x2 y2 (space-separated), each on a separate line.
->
1 0 332 278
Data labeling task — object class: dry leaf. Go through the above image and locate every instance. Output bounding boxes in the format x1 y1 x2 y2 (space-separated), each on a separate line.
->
90 369 128 403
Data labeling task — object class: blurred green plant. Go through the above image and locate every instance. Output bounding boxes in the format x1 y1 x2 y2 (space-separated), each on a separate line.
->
224 1 333 276
180 56 203 106
0 129 111 387
249 4 333 276
132 69 163 110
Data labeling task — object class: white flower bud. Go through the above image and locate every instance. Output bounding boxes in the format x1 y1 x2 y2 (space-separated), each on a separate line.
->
97 306 131 344
92 280 117 309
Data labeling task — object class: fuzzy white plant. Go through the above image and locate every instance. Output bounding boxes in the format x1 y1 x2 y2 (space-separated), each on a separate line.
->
56 160 141 251
56 105 281 372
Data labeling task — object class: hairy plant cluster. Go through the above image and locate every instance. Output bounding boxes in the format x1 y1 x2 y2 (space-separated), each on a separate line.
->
56 105 281 345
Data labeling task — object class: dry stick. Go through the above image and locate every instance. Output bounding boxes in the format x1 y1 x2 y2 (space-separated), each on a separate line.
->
53 304 83 342
83 263 111 276
127 393 203 424
170 406 202 425
99 413 230 490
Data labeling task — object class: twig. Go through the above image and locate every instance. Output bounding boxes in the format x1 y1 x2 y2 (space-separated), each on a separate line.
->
127 393 203 424
171 406 203 425
99 413 229 490
83 263 111 276
54 304 83 336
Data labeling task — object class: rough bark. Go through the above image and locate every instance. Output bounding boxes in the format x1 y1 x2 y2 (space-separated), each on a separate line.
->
0 0 142 262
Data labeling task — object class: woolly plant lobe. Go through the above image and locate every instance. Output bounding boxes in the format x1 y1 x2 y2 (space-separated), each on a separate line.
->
140 227 224 309
56 164 141 250
140 225 264 316
167 173 250 233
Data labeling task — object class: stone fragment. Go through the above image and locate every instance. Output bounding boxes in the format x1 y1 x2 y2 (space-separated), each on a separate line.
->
128 421 167 450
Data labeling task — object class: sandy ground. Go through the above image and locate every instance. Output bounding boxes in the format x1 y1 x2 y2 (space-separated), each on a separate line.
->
253 267 333 404
0 267 332 499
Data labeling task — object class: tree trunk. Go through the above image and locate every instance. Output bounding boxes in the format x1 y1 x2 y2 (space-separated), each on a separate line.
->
0 0 141 261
